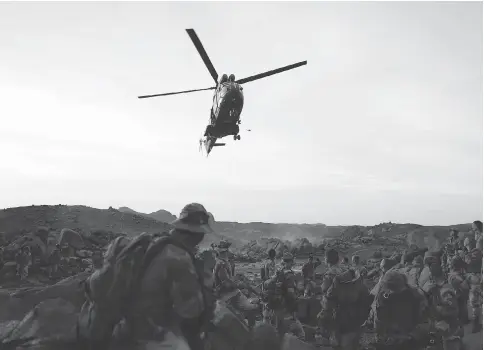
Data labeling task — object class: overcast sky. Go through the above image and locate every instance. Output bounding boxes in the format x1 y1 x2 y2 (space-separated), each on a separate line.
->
0 2 482 226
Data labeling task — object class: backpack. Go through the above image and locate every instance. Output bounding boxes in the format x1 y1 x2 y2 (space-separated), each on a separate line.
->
76 232 205 348
326 268 365 304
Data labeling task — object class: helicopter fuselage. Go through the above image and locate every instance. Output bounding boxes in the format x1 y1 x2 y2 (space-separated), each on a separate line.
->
206 81 244 138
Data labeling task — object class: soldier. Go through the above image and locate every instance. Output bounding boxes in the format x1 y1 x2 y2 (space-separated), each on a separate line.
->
418 251 441 289
421 260 465 349
301 253 321 296
261 248 277 324
47 244 62 278
15 246 32 280
262 248 277 282
373 271 428 350
464 243 483 333
448 256 470 325
213 240 259 329
319 248 369 350
91 250 103 270
263 251 305 339
115 202 214 350
406 255 424 288
472 220 483 250
351 254 367 278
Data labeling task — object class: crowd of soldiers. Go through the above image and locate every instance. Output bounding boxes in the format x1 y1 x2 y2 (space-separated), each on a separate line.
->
69 203 483 350
0 240 104 283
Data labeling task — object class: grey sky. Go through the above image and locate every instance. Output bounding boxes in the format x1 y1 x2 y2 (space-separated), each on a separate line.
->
0 1 482 225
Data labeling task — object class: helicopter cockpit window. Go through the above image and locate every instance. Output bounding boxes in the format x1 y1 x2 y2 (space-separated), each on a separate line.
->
228 74 235 82
219 74 228 84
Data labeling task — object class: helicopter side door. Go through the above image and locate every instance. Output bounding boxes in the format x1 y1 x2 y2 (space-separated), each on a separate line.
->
212 84 226 122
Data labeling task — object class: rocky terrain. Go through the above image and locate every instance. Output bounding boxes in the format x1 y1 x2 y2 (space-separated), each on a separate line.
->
0 204 480 350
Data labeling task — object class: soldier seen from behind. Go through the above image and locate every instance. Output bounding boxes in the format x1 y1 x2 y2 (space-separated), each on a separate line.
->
262 251 305 339
318 248 370 350
372 271 428 350
301 253 321 297
351 254 367 278
47 243 62 279
77 202 214 350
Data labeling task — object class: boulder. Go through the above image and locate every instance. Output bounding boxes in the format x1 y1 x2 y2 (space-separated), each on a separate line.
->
58 229 85 250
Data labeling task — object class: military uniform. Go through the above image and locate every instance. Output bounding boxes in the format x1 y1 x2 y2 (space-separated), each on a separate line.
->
119 203 214 350
447 256 470 325
465 247 482 332
373 271 428 350
213 240 258 329
263 252 305 340
302 255 321 297
15 246 32 280
320 261 368 350
261 251 277 323
48 245 61 278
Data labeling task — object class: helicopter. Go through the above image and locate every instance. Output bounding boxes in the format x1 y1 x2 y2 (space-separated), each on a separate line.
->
138 29 307 156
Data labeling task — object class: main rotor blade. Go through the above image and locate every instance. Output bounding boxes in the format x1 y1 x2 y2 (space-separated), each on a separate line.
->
236 60 307 85
186 29 219 84
138 86 215 99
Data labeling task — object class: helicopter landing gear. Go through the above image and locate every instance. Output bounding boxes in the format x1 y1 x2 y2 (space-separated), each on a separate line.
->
233 134 241 141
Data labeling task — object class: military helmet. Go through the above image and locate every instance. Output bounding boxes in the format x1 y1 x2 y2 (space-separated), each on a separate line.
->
217 240 231 251
380 271 408 296
170 203 213 235
450 256 466 270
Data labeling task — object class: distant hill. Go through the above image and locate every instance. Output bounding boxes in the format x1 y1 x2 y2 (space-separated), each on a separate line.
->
0 205 473 251
118 207 176 223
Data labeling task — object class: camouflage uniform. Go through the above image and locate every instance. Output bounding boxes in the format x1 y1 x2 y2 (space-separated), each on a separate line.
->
319 258 364 350
406 255 424 288
447 256 470 325
465 247 482 332
119 203 214 350
261 250 277 323
214 240 258 329
263 252 305 340
301 255 321 297
420 258 464 350
48 244 61 278
15 246 31 280
373 271 428 350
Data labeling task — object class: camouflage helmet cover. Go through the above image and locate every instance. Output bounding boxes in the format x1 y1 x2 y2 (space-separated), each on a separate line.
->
170 203 213 235
380 271 408 294
216 240 231 251
450 256 466 270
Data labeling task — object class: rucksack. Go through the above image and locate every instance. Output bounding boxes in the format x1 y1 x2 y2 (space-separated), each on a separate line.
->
326 268 365 304
374 287 422 334
76 232 205 348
